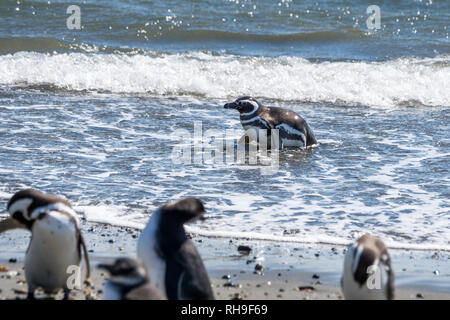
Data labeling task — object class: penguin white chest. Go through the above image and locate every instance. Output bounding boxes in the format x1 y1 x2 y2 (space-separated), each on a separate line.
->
137 209 167 297
26 212 80 292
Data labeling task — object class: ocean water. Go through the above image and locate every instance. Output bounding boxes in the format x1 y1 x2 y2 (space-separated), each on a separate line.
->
0 0 449 251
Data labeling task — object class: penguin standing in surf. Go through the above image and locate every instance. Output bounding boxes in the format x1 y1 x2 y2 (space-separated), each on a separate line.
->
0 189 90 299
224 96 317 148
137 198 214 300
341 233 394 300
98 257 165 300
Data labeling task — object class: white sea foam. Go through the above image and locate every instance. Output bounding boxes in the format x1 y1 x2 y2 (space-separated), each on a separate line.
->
75 205 147 230
70 202 450 251
0 52 448 108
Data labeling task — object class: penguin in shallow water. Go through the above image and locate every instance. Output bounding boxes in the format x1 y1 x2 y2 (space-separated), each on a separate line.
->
1 189 90 299
98 258 165 300
224 96 317 148
341 233 394 300
137 198 214 300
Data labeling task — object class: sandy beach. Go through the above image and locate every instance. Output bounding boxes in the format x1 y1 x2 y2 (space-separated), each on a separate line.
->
0 222 448 300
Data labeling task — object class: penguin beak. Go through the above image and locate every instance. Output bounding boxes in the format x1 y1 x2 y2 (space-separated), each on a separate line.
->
224 102 237 109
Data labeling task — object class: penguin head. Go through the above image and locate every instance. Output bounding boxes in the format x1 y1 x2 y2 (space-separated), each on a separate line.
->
7 189 73 227
162 197 206 225
351 234 390 287
98 258 148 287
224 96 261 114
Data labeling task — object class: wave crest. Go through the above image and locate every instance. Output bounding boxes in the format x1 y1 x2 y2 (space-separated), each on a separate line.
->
0 51 448 107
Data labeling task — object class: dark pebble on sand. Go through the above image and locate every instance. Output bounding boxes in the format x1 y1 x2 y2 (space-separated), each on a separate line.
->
222 275 231 280
298 286 315 292
223 281 237 288
314 253 320 257
237 245 252 255
254 263 264 271
108 239 114 243
416 293 424 299
231 293 242 300
312 274 320 279
9 258 17 263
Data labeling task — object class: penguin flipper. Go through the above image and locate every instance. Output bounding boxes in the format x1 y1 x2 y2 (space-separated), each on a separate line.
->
79 234 91 279
167 240 214 300
0 217 27 234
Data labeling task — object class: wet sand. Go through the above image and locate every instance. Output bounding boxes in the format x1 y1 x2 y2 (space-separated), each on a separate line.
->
0 221 448 300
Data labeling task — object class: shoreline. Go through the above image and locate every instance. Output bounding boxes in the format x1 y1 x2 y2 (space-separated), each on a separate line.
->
0 222 448 300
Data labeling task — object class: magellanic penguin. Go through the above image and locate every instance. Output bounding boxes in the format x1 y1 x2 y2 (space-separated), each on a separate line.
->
137 198 214 300
1 189 90 299
341 233 394 300
98 257 165 300
224 96 317 148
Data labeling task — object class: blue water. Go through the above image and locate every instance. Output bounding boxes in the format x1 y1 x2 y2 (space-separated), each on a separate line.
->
0 0 449 250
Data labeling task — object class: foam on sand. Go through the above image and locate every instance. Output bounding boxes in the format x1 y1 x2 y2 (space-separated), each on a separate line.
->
0 52 448 108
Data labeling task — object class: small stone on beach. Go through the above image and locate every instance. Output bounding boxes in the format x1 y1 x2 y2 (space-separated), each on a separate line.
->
231 293 242 300
223 281 238 288
237 245 252 255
